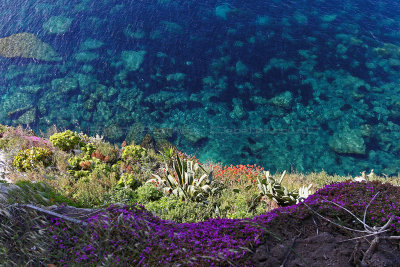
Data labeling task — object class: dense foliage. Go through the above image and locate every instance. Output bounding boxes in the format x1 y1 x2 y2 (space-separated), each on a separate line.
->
0 126 399 265
12 147 53 172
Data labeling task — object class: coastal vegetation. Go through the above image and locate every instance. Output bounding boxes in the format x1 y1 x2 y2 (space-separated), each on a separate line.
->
0 125 399 265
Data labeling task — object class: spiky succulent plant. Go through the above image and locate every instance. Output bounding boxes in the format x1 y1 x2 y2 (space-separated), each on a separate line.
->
257 170 312 206
148 155 221 202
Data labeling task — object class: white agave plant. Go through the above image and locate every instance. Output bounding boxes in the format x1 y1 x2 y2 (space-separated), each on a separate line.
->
147 155 218 202
297 184 313 204
257 170 312 206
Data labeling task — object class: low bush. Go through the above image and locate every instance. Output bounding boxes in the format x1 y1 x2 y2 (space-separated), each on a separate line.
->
122 144 147 164
70 162 119 207
103 186 138 205
117 173 141 190
145 196 213 223
49 130 83 151
136 183 163 204
12 147 53 172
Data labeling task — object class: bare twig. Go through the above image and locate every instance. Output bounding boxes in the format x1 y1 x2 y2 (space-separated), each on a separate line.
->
381 236 400 240
322 199 368 230
339 230 390 243
312 215 319 235
11 204 89 226
299 192 400 266
301 201 367 233
361 236 380 265
363 192 380 232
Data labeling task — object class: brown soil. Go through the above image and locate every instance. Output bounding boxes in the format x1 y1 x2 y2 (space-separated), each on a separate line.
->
251 215 400 267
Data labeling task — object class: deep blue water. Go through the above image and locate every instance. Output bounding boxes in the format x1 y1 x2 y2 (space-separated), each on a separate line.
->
1 0 400 176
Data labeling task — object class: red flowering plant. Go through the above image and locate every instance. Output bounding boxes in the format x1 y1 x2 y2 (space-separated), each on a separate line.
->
210 163 264 190
176 151 200 165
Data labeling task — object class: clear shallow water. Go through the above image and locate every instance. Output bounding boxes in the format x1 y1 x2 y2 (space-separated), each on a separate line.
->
1 0 400 176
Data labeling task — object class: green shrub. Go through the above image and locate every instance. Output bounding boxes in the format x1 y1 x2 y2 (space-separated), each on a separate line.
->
81 142 96 156
12 147 53 172
122 144 147 164
49 130 83 151
136 183 163 204
71 174 117 207
91 142 120 164
67 155 92 178
161 145 175 164
145 195 222 223
103 187 138 205
73 161 119 206
117 173 141 190
225 192 265 219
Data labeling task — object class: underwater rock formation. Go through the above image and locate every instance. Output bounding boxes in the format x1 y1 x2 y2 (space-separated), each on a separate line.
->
17 108 37 125
328 128 366 155
42 16 73 34
0 33 61 61
121 50 147 71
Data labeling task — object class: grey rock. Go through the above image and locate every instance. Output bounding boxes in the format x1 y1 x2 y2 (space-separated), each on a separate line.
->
329 128 366 155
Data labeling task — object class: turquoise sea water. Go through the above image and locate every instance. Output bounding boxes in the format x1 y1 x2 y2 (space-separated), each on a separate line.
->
1 0 400 176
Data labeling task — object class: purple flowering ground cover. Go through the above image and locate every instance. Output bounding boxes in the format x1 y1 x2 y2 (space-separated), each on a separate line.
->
47 181 400 266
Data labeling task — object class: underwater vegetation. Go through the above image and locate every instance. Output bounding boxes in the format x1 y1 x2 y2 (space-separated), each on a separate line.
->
1 0 400 176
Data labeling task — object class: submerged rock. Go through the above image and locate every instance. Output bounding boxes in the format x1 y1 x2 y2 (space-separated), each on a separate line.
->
0 33 61 61
80 38 104 50
230 98 247 120
103 124 124 142
160 21 183 34
43 16 73 34
19 85 42 94
51 77 78 94
166 72 186 82
126 122 147 145
2 92 34 120
215 4 232 20
235 61 249 76
74 51 99 62
329 128 366 155
269 91 293 110
123 26 146 39
181 128 208 145
121 50 146 71
17 108 37 125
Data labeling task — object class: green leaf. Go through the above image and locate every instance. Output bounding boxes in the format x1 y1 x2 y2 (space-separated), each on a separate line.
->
201 184 211 193
278 170 286 184
257 183 263 193
166 174 177 187
196 174 208 186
